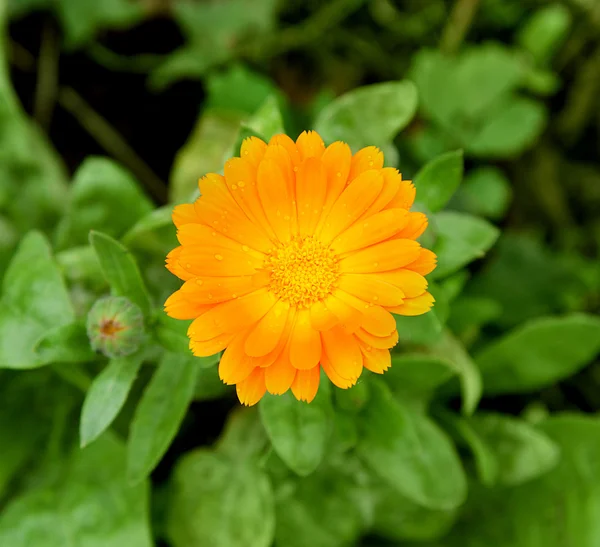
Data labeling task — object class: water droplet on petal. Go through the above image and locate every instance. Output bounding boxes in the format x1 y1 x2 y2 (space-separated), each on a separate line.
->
215 254 224 261
238 181 245 188
242 245 249 252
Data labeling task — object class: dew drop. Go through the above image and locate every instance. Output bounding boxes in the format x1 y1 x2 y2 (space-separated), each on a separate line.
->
196 279 203 286
208 293 213 300
232 293 238 298
186 263 191 269
373 262 379 267
242 245 249 252
238 181 246 188
215 254 224 261
231 184 238 190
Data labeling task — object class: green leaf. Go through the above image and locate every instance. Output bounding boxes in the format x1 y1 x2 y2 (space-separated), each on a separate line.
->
166 449 275 547
356 380 466 510
0 232 74 369
314 80 418 150
437 415 600 547
467 413 560 486
56 157 153 249
431 211 500 279
243 95 285 141
128 352 199 483
89 231 152 316
413 150 464 212
448 166 512 220
476 314 600 394
122 206 176 254
80 353 144 448
0 434 152 547
216 407 269 461
34 321 97 364
194 366 230 401
260 390 331 476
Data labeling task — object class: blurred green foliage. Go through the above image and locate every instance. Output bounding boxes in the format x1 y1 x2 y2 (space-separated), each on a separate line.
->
1 0 600 546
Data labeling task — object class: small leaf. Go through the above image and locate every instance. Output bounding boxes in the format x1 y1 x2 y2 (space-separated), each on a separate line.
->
89 231 152 316
260 390 331 476
127 352 199 483
80 353 144 447
476 314 600 394
314 80 418 150
357 380 466 510
431 211 500 279
166 449 275 547
243 95 285 140
34 321 96 364
413 150 464 212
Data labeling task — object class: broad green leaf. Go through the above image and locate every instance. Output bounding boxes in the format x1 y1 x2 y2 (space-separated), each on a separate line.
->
260 390 331 476
467 97 547 158
0 434 152 547
216 407 269 461
476 314 600 394
128 352 199 483
431 211 500 279
122 206 176 254
80 353 144 448
449 166 512 220
166 449 275 547
314 80 418 150
356 380 466 510
436 415 600 547
467 413 560 486
34 321 97 364
56 157 152 249
89 231 152 316
169 111 241 203
243 95 285 140
56 245 105 287
413 150 464 212
0 232 74 369
194 366 230 401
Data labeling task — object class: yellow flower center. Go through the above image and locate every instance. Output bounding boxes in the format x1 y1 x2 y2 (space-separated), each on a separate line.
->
265 236 339 308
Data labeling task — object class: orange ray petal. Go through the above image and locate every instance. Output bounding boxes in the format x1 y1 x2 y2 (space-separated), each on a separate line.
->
236 367 267 406
289 309 322 370
395 212 428 240
339 239 421 273
166 246 194 281
320 170 384 243
265 344 297 395
355 328 398 349
359 168 402 219
219 335 257 385
348 146 384 182
389 291 435 316
385 180 416 211
321 327 363 381
310 300 339 331
240 136 267 167
405 248 438 276
257 158 293 242
172 203 199 227
178 244 263 277
291 366 320 402
296 158 327 236
338 274 405 306
180 275 258 305
331 208 408 255
164 290 211 320
335 290 396 337
190 333 233 357
323 294 362 334
377 269 428 298
244 299 290 357
269 134 301 166
359 344 391 374
321 355 359 389
177 224 266 260
296 130 325 159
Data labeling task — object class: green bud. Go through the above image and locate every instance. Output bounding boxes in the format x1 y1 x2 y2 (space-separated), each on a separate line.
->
87 296 144 358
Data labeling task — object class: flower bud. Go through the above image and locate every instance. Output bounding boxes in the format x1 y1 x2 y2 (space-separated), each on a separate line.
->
87 296 144 358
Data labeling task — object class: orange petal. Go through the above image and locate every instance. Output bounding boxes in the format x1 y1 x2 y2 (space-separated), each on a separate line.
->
317 141 353 231
296 158 327 236
360 344 391 374
355 328 398 349
178 244 263 277
389 291 435 316
245 300 290 357
291 366 320 402
296 130 325 159
386 180 416 211
331 208 408 255
310 300 339 331
377 269 428 298
339 239 421 273
395 212 428 240
166 246 194 281
177 224 266 260
321 355 359 389
321 327 363 381
359 168 402 219
338 274 405 306
188 289 276 341
257 158 293 242
348 146 384 182
236 367 267 406
164 290 211 320
269 134 301 166
190 333 233 357
180 275 258 305
173 203 199 227
405 248 438 276
219 335 256 385
320 170 384 243
336 291 396 337
240 136 267 167
324 294 362 334
265 345 297 395
289 309 322 370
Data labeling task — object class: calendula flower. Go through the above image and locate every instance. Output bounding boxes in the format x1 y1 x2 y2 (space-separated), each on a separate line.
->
165 131 436 405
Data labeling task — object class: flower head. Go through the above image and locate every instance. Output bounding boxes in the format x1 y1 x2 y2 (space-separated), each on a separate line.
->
165 131 436 405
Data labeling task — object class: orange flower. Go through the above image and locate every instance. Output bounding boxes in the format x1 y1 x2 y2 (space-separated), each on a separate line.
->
165 131 436 405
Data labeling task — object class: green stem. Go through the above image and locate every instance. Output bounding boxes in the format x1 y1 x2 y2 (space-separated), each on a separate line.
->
52 363 93 393
33 19 60 130
440 0 481 55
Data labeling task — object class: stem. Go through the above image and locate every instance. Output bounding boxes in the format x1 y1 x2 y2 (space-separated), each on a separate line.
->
440 0 481 55
33 19 60 130
52 363 93 393
57 87 168 202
